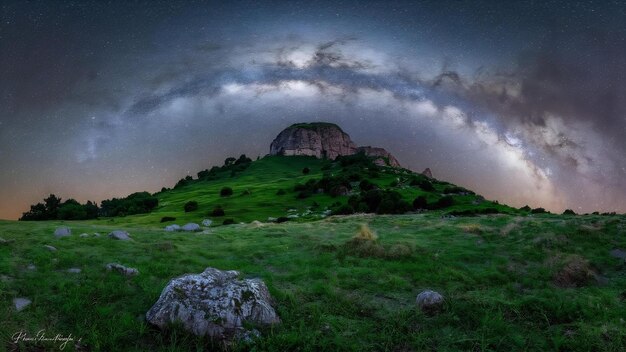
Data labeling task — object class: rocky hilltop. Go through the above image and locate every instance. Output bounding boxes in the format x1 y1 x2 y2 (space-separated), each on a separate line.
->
270 122 401 167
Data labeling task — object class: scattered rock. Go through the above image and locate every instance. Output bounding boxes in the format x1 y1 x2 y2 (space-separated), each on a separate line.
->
79 233 89 238
267 217 277 222
67 268 81 273
1 274 13 282
202 219 213 227
0 237 15 245
26 264 36 271
44 245 57 252
553 256 597 288
93 233 101 237
287 214 299 219
146 267 280 340
250 220 264 228
422 168 433 178
54 226 71 238
106 263 139 276
610 249 626 260
108 230 131 241
13 298 32 312
416 290 444 315
164 224 181 232
182 223 201 232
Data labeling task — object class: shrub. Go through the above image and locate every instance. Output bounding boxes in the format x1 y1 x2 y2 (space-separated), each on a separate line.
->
333 204 355 215
563 209 577 215
275 216 289 223
359 179 376 192
211 207 225 217
354 224 378 241
531 207 547 214
222 218 235 225
413 196 428 209
184 201 198 212
443 186 474 195
428 196 454 210
160 216 176 223
276 189 286 195
220 187 233 197
302 167 310 174
297 190 312 199
520 205 532 212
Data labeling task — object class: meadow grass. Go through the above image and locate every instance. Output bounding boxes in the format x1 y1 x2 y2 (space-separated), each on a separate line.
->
1 212 625 351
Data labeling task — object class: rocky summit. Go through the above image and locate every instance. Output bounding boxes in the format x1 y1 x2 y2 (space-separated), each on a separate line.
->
269 122 401 167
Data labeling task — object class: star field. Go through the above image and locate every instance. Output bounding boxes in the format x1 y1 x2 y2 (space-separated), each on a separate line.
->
1 0 625 219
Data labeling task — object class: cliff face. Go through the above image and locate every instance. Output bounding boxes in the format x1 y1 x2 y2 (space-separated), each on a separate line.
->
270 122 401 167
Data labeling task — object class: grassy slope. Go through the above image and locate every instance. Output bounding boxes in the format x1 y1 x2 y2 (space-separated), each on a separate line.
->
1 214 625 351
1 156 625 351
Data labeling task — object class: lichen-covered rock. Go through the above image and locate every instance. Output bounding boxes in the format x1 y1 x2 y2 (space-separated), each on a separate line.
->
182 223 201 232
54 226 71 238
270 122 357 160
108 230 131 240
146 267 280 340
416 290 444 315
356 146 401 167
106 263 139 276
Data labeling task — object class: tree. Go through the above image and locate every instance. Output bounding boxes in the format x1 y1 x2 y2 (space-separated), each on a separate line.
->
44 194 62 219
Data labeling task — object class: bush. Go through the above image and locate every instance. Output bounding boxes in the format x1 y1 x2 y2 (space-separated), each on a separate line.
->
413 196 428 209
410 178 435 192
520 205 532 212
297 190 312 199
563 209 577 215
222 218 235 225
531 207 547 214
276 189 286 195
359 179 376 192
428 196 454 210
211 207 225 217
160 216 176 223
220 187 233 197
184 201 198 212
302 167 310 174
275 216 289 223
333 204 355 215
443 186 474 195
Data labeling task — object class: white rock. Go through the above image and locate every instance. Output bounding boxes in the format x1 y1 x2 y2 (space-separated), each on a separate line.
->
13 298 32 312
67 268 81 273
26 264 36 271
202 219 213 227
93 233 101 237
416 290 444 314
267 217 277 222
79 233 89 238
164 224 181 232
54 226 71 238
108 230 131 240
44 245 57 252
146 267 280 340
106 263 139 276
182 223 201 232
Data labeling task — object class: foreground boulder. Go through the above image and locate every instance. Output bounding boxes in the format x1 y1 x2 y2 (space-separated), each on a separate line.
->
54 226 71 238
416 290 444 315
146 267 280 340
108 230 131 240
13 298 32 312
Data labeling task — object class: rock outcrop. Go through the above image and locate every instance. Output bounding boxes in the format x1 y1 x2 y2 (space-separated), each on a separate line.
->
422 168 433 178
270 122 401 167
146 267 280 340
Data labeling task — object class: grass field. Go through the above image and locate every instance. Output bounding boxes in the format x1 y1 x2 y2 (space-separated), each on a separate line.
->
1 212 625 351
2 156 625 351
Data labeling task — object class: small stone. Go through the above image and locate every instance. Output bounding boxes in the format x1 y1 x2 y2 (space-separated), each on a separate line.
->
67 268 81 273
79 233 89 238
202 219 213 227
44 245 57 252
164 224 181 232
54 226 71 238
182 223 201 232
13 298 32 311
108 230 131 240
1 274 13 282
416 290 444 315
610 249 626 260
106 263 139 276
26 264 36 271
93 233 101 237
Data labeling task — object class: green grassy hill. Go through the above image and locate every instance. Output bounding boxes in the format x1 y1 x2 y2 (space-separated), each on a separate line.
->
110 155 515 227
1 155 625 351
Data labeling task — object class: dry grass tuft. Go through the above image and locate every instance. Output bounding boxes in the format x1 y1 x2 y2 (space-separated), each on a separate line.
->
353 224 378 241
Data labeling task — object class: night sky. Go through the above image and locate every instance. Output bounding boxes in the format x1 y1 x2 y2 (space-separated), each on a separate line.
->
1 0 625 219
